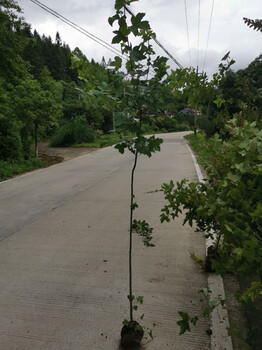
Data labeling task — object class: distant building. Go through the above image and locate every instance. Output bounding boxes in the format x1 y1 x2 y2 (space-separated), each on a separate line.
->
179 108 201 116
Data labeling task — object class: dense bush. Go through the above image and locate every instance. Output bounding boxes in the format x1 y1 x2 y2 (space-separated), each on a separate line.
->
161 116 262 297
0 158 45 181
155 116 178 132
51 116 96 147
175 112 194 127
140 115 191 133
0 114 23 161
197 115 218 137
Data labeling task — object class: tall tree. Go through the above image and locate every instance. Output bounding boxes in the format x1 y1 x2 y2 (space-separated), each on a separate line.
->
0 0 29 85
13 73 62 157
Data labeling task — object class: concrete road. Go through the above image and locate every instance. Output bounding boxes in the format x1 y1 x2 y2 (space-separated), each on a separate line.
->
0 132 210 349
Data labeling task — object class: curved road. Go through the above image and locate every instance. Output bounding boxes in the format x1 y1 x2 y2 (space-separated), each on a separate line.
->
0 132 211 349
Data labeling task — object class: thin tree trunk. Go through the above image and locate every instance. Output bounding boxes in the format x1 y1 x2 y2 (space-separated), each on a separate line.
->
129 150 138 322
194 105 198 136
35 122 38 158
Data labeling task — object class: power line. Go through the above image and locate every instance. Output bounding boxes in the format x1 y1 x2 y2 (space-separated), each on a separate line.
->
29 0 156 76
29 0 128 60
197 0 201 69
184 0 192 67
203 0 215 71
124 5 184 69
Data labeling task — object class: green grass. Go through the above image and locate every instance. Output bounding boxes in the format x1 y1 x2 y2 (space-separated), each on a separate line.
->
72 132 135 148
74 127 192 149
185 133 218 170
0 158 46 181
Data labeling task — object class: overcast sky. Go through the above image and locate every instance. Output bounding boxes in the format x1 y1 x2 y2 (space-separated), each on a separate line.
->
18 0 262 76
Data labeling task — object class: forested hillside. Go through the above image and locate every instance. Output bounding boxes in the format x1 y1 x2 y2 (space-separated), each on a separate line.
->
0 0 188 173
0 1 117 162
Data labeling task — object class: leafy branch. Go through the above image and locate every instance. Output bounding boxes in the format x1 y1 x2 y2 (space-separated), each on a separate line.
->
177 288 230 335
243 17 262 33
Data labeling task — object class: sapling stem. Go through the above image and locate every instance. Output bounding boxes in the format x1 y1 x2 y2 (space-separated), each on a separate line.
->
129 149 138 322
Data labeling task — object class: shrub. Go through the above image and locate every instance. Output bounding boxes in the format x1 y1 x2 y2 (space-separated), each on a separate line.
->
0 158 45 181
155 116 178 132
154 116 191 132
0 114 23 161
162 116 262 284
197 115 217 137
51 116 96 147
175 112 194 127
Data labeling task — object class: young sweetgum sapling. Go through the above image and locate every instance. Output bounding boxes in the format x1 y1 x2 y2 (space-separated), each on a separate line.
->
108 0 168 346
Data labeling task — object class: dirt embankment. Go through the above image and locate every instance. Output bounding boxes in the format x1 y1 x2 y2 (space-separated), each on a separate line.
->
38 142 98 163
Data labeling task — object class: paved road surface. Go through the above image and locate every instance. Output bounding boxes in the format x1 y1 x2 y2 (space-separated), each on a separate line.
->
0 132 210 349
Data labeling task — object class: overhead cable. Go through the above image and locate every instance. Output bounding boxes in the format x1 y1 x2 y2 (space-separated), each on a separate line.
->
203 0 215 71
197 0 201 69
29 0 156 76
29 0 128 60
124 5 184 69
184 0 192 67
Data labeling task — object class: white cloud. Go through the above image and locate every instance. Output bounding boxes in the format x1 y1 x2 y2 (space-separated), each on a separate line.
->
18 0 262 74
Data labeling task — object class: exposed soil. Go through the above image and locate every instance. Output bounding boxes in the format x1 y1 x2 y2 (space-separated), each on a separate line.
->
120 322 144 349
38 142 98 163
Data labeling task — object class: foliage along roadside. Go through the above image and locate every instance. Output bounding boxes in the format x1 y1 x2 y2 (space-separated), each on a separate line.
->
161 117 262 342
0 158 46 181
0 0 189 184
160 29 262 341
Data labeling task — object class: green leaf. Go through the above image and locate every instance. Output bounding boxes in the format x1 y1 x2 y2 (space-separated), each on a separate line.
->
110 56 122 70
209 299 218 309
225 224 233 233
112 30 128 44
119 17 130 36
123 319 129 326
233 247 242 256
131 202 138 210
177 312 191 335
235 162 245 173
190 317 199 326
115 142 126 154
203 308 211 317
136 296 144 304
130 12 150 32
108 14 119 26
115 0 126 10
130 46 147 62
131 12 145 27
135 323 143 332
200 287 212 297
221 51 230 61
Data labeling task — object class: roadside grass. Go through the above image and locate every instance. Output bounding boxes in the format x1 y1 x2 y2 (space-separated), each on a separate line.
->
0 158 46 182
76 127 192 149
72 132 134 148
185 132 218 170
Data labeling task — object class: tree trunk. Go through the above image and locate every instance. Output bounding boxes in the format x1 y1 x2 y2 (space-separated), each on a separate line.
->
129 150 138 322
194 106 197 136
34 122 38 158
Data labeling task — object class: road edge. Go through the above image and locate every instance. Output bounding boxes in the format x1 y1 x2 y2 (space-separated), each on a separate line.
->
186 143 233 350
0 146 113 186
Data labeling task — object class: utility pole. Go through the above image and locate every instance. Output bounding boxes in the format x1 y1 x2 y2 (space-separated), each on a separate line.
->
194 66 199 136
